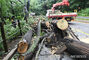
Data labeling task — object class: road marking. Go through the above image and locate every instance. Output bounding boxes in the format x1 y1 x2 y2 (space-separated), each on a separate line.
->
72 28 89 36
72 27 89 44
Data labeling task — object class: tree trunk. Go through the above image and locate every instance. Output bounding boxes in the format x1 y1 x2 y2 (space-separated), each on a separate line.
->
41 20 68 30
67 26 80 41
18 20 22 36
24 20 41 60
27 0 30 11
0 22 8 52
17 30 33 54
63 38 89 59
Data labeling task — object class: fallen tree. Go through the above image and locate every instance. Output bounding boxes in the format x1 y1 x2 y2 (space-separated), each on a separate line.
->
63 38 89 59
41 19 68 30
3 18 89 60
17 30 33 54
23 20 41 60
3 30 33 60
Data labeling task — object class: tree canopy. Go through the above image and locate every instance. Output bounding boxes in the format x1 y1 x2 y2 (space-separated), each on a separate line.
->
0 0 89 18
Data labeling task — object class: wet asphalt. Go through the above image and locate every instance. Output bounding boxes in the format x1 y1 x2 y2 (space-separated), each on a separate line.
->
69 21 89 43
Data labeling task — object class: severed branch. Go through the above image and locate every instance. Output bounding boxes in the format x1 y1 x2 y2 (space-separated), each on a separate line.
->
23 20 41 60
3 30 33 60
17 30 33 54
3 47 17 60
23 33 51 60
35 38 46 60
67 26 80 41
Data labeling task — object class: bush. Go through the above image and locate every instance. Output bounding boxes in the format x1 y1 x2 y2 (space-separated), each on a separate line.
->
78 8 89 16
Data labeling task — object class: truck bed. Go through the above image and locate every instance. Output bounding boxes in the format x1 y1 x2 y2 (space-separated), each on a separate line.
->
47 13 77 18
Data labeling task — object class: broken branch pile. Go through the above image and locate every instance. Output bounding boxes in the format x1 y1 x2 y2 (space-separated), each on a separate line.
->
3 19 89 60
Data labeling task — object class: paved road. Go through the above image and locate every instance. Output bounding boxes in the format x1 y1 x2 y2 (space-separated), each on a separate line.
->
69 21 89 44
76 16 89 23
77 16 89 19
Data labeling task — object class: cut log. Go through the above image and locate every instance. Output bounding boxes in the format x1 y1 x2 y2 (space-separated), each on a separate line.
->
57 19 68 30
23 30 33 46
24 32 55 60
17 30 33 54
23 20 41 60
41 20 68 30
41 20 58 29
23 33 53 60
3 30 33 59
3 30 32 59
17 41 28 54
63 38 89 59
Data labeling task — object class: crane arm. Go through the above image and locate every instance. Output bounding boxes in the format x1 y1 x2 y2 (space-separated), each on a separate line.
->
51 0 69 11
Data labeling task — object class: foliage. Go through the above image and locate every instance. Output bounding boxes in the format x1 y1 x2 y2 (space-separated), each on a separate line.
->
0 0 11 17
0 17 33 52
10 0 24 17
0 0 25 20
30 0 89 15
78 8 89 16
0 0 89 17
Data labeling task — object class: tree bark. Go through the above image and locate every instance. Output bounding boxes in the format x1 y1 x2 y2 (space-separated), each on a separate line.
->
18 20 22 36
63 38 89 59
67 26 80 41
24 20 41 60
17 30 33 54
27 0 30 11
41 20 68 30
0 22 8 52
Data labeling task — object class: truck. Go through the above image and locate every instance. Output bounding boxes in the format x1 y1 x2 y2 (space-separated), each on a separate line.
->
46 0 77 21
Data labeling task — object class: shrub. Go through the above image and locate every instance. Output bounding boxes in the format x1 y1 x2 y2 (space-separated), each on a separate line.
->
78 8 89 16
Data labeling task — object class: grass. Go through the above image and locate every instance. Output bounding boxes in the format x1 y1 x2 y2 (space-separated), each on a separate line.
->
78 8 89 17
